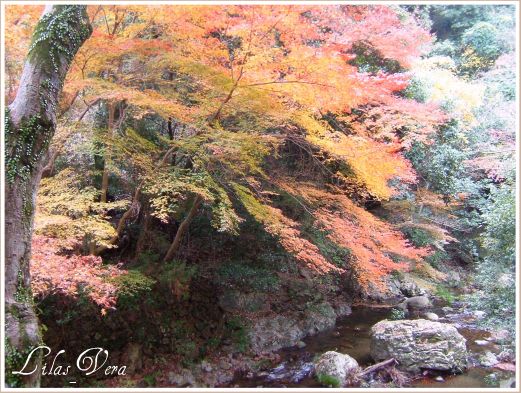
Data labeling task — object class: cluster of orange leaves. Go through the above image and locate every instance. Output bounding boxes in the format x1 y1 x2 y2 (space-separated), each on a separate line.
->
278 183 431 289
263 205 343 274
342 97 447 148
31 235 126 312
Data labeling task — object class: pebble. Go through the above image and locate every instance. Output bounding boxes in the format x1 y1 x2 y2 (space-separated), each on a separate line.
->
296 341 306 349
442 306 453 314
201 360 212 372
435 376 444 382
474 340 489 346
479 351 499 367
424 312 439 321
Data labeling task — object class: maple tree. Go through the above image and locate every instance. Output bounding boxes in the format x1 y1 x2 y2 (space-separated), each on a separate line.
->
3 4 445 302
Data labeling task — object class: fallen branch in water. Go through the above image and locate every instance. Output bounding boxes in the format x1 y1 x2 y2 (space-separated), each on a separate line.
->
358 358 397 377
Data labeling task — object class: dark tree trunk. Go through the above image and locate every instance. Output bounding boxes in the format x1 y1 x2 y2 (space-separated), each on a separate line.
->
163 195 203 262
135 203 151 257
4 5 91 387
93 146 177 256
167 116 174 140
100 101 116 203
41 149 59 178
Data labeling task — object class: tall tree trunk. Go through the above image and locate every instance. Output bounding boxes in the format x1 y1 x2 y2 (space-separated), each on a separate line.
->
41 149 59 178
100 101 116 203
5 5 91 387
135 203 151 257
167 116 174 140
163 195 203 262
93 146 177 255
208 80 239 126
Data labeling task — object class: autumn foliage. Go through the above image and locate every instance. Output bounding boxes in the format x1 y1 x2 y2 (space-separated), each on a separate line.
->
31 235 125 311
4 4 449 304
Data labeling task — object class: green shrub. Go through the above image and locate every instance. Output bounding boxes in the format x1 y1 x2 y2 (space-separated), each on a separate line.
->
143 372 159 387
435 285 456 304
110 270 156 309
135 250 160 268
316 373 341 388
425 250 449 270
218 262 280 292
401 227 434 247
390 269 405 280
389 308 406 320
225 316 250 353
159 260 197 301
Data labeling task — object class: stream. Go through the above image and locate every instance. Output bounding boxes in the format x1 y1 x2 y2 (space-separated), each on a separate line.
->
229 305 516 388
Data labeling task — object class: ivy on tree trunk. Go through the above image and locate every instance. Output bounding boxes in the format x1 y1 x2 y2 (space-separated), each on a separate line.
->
4 5 91 387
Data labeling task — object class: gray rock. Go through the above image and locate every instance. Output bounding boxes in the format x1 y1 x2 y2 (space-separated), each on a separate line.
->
314 351 359 386
447 272 462 287
332 300 352 318
405 295 432 310
424 312 439 321
301 302 337 335
249 302 340 353
400 281 425 297
499 377 516 388
474 340 489 346
473 310 486 319
296 341 306 349
487 329 510 344
497 348 515 363
435 376 444 382
249 314 304 354
218 359 232 371
370 319 467 373
200 360 212 373
479 351 498 367
168 369 195 386
442 306 454 314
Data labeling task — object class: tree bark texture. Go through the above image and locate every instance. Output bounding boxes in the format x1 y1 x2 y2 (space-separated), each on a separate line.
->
100 101 116 203
163 195 203 262
4 5 92 387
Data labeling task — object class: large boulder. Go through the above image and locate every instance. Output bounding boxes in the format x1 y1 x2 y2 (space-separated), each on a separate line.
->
314 351 359 386
300 302 337 335
397 295 433 316
404 295 432 310
249 314 304 353
248 301 343 353
370 319 467 373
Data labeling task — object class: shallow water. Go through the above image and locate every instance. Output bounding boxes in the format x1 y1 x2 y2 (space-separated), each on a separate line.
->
230 305 515 388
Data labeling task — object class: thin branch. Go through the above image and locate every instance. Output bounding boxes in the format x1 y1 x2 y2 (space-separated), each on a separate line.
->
240 80 334 88
78 98 101 121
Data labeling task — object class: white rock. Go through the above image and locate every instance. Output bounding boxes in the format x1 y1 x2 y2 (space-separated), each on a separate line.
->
200 360 212 372
314 351 359 386
370 319 467 373
479 351 499 367
424 312 439 321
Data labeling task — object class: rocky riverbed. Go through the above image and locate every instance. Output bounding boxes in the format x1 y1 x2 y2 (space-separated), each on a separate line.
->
222 303 516 388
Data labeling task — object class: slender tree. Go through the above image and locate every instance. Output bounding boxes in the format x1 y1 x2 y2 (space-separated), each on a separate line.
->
5 5 91 386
